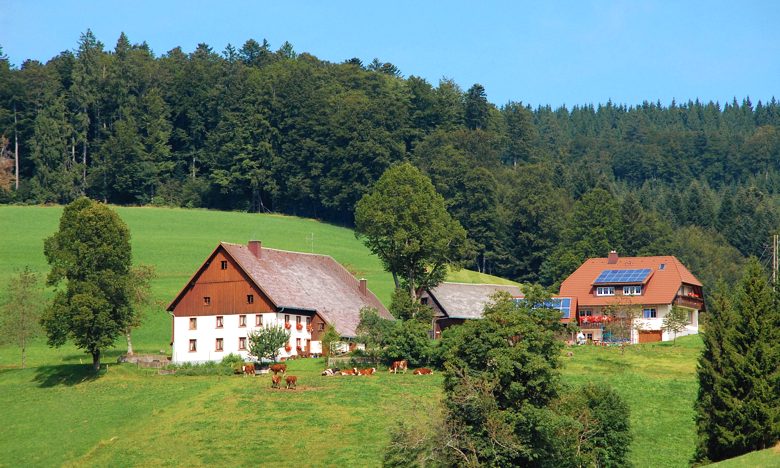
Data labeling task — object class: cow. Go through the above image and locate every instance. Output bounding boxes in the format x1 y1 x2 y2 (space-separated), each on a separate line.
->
412 368 433 375
271 374 281 388
242 363 255 376
341 368 359 376
358 368 376 376
321 368 338 376
389 360 408 374
285 375 297 389
269 363 287 375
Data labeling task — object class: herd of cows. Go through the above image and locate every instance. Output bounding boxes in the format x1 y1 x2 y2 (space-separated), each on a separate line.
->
239 359 433 390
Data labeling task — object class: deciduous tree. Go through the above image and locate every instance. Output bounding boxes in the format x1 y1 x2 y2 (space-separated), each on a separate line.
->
41 197 133 371
354 162 470 299
247 325 290 362
0 267 43 368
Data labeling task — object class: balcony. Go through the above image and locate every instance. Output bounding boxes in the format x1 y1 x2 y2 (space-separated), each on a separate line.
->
674 294 704 310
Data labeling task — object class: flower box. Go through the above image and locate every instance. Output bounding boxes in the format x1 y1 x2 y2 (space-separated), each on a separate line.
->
296 323 303 331
284 345 292 352
284 322 291 329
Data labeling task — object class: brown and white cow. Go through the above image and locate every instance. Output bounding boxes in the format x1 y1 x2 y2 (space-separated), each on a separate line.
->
388 360 408 374
271 374 281 388
285 375 298 389
341 368 359 376
242 363 255 376
412 368 433 375
358 368 376 376
269 363 287 375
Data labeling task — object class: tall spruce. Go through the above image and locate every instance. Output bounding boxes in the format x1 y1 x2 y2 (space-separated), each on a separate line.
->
692 259 780 463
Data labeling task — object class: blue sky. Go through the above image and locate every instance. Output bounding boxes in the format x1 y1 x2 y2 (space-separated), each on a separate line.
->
1 1 778 108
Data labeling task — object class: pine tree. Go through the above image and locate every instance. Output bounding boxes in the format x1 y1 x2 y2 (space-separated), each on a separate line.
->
692 260 780 463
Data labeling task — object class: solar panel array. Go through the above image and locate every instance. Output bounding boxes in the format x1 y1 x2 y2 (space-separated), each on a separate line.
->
593 269 651 285
544 298 571 319
513 297 572 319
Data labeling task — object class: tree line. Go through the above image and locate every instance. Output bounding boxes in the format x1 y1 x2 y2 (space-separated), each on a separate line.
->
1 31 779 288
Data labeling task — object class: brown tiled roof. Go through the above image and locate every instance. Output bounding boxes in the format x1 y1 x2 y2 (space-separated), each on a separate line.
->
559 255 702 307
220 243 391 337
427 282 524 319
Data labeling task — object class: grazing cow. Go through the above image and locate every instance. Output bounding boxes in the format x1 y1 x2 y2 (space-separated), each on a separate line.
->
341 368 359 376
271 374 281 388
389 360 408 374
358 368 376 376
321 368 337 376
269 363 287 375
285 375 297 389
412 368 433 375
242 363 255 376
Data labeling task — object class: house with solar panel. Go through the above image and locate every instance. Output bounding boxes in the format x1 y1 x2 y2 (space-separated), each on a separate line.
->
420 282 575 338
558 251 704 343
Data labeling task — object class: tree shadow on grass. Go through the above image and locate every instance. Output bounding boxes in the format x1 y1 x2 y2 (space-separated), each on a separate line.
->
33 363 106 387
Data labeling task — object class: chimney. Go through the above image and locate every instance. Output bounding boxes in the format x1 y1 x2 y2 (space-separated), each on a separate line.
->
359 278 367 295
248 240 261 258
607 250 618 264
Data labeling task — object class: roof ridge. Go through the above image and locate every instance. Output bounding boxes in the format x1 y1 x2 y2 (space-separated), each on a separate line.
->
440 281 521 287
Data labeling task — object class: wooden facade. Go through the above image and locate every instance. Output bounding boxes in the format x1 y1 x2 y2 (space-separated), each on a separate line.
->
170 249 275 317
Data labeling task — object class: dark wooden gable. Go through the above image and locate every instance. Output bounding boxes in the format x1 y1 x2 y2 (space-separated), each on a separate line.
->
167 244 275 317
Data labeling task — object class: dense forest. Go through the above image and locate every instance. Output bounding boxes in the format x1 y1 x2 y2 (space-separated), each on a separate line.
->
1 31 779 290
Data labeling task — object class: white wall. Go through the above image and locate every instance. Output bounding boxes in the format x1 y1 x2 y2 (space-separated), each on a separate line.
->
172 312 319 364
630 304 699 343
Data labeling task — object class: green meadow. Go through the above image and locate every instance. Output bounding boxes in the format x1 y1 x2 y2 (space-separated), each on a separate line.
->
0 205 777 467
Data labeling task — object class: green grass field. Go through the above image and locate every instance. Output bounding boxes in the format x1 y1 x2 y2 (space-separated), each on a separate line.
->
0 206 777 467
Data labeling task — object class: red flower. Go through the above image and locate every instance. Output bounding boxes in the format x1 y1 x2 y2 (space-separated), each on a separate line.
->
285 345 292 352
296 323 303 331
284 322 291 329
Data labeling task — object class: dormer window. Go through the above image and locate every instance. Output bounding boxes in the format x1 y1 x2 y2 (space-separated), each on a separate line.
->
596 286 615 296
623 285 642 296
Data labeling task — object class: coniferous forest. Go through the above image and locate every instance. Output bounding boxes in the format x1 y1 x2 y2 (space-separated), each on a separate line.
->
1 31 779 289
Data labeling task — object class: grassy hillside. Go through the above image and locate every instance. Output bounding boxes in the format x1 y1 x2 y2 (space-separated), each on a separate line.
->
0 205 515 358
2 206 776 467
712 445 780 467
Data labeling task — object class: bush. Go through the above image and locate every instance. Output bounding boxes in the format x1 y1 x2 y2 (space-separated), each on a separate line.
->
382 319 433 367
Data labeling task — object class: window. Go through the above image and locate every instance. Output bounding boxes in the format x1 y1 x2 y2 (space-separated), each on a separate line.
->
659 263 666 270
189 317 197 330
255 314 262 327
238 337 246 350
623 285 642 296
216 316 224 328
643 308 657 319
239 315 247 327
247 294 254 304
421 297 429 305
203 296 211 306
220 260 228 270
296 316 302 324
688 311 694 323
189 339 197 352
596 287 614 296
296 338 301 349
306 317 311 326
215 338 223 351
579 310 593 317
318 323 325 331
586 333 593 341
284 314 290 325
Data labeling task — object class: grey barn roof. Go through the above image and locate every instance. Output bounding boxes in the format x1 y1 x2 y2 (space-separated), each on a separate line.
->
222 242 391 338
427 282 523 319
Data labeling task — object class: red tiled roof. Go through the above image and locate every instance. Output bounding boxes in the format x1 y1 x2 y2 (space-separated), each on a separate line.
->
427 282 524 319
559 255 702 307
